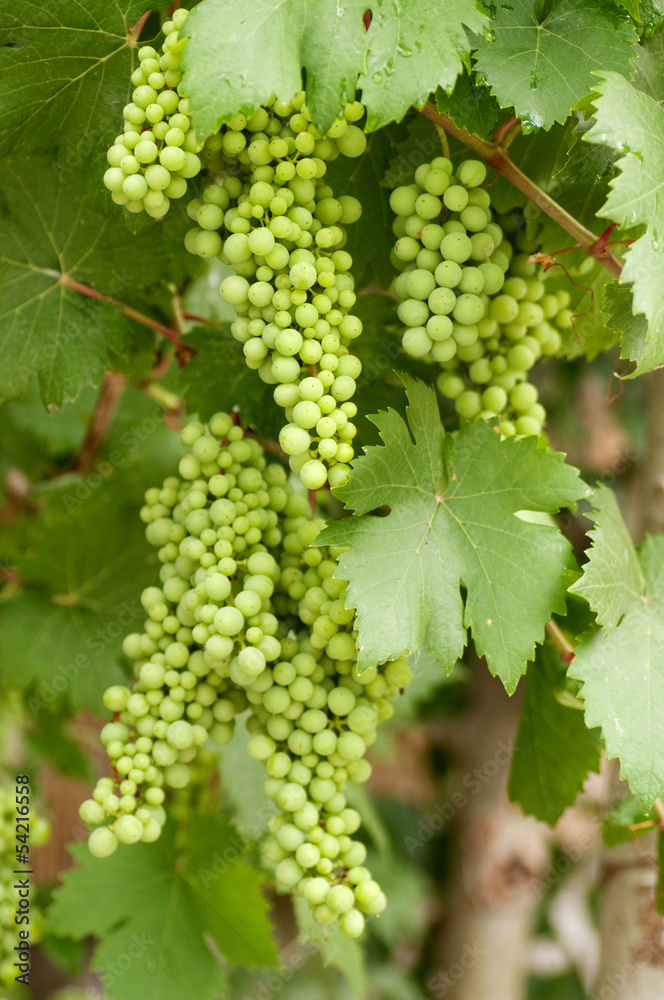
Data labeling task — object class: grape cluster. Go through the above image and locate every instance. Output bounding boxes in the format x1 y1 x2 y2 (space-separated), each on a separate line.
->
80 414 412 937
0 787 50 988
390 159 570 437
181 93 368 490
103 8 201 217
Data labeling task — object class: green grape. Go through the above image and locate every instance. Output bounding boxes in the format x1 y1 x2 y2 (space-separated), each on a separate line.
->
453 294 485 326
440 233 472 264
402 327 433 358
443 185 469 213
457 159 487 188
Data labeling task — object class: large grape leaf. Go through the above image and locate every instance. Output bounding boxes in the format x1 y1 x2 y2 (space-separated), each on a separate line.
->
318 377 588 691
0 491 156 714
181 0 368 137
474 0 637 130
570 504 664 804
48 817 277 1000
569 485 643 627
589 72 664 237
508 646 602 825
583 69 664 375
359 0 489 131
0 157 189 407
182 0 487 136
0 0 144 158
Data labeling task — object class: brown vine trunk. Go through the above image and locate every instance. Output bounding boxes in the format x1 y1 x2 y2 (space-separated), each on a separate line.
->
426 661 553 1000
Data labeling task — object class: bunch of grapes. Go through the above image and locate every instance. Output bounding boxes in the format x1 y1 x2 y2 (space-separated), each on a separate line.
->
389 158 572 437
80 414 412 937
0 786 50 988
102 8 201 217
181 93 368 490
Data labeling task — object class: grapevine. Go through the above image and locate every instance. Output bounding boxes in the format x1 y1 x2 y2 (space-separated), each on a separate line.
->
6 2 664 996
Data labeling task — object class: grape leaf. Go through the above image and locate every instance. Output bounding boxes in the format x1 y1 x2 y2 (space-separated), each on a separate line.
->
589 72 664 237
175 328 282 442
48 817 277 1000
325 131 396 290
569 485 643 627
318 377 588 691
181 0 368 136
639 0 664 29
219 717 278 838
26 709 93 780
602 280 650 370
0 156 186 407
570 525 664 805
359 0 490 131
474 0 637 130
435 74 502 140
293 896 365 996
632 28 664 102
552 264 620 362
508 646 602 825
0 0 145 158
618 234 664 375
182 0 487 136
0 492 156 714
603 794 652 846
617 0 640 15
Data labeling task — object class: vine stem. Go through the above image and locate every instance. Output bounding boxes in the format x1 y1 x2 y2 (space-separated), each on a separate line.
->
60 275 189 350
545 619 575 663
71 373 126 473
419 103 623 279
129 9 153 43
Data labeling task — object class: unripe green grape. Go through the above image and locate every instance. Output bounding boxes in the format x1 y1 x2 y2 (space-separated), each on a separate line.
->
299 460 327 490
88 827 118 858
490 294 519 323
457 159 487 188
415 192 442 220
481 386 508 413
394 237 421 261
505 344 534 372
397 298 429 326
443 184 469 212
510 382 539 411
440 233 472 264
402 268 436 300
470 233 495 261
426 314 453 342
458 267 485 295
220 275 250 305
453 293 485 326
460 206 488 232
515 415 542 436
428 286 456 316
402 327 432 358
434 260 462 289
